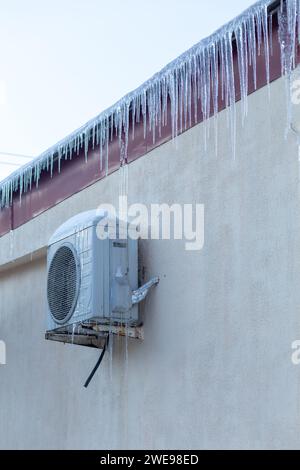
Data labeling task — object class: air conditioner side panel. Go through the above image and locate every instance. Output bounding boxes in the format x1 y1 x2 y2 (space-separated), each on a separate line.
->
92 228 110 321
128 237 139 324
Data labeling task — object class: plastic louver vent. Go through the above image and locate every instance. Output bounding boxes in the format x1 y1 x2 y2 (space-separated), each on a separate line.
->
47 245 80 324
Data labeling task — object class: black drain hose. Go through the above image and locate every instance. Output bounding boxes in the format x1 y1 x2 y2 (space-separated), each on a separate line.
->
84 334 109 388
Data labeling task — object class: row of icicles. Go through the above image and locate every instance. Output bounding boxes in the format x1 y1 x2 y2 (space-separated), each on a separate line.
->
1 0 300 208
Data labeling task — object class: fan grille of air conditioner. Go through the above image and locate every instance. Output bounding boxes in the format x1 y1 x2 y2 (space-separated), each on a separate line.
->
47 244 80 323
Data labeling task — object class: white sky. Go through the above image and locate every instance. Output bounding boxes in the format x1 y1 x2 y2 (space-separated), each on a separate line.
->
0 0 255 181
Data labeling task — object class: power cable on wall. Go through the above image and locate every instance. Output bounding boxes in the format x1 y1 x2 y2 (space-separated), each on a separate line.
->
84 334 110 388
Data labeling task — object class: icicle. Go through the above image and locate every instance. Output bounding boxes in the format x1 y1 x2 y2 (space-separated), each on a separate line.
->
236 23 248 122
84 131 89 162
119 140 129 225
269 11 274 57
248 13 257 90
262 4 270 86
224 31 236 158
124 320 129 382
71 323 76 344
109 322 113 383
279 0 299 137
9 229 14 260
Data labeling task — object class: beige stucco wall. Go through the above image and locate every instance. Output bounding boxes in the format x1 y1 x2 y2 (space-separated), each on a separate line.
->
1 76 300 449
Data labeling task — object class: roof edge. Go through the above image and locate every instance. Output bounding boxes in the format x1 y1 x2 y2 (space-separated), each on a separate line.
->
0 0 290 208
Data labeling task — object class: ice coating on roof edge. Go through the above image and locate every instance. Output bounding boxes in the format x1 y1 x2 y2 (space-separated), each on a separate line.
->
0 0 295 208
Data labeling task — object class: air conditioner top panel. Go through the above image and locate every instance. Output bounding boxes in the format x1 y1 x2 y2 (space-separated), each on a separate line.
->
49 210 134 245
49 210 107 245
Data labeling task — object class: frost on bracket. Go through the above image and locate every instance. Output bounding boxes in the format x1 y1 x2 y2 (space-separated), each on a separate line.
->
0 0 299 209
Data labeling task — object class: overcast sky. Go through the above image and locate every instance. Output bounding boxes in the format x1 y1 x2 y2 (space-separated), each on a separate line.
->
0 0 255 181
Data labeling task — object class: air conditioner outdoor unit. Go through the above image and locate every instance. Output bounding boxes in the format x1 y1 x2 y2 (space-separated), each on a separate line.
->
46 210 158 337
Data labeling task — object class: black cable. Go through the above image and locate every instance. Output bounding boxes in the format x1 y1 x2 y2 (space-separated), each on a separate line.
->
84 334 109 388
